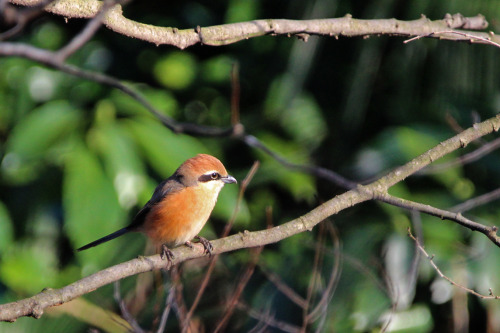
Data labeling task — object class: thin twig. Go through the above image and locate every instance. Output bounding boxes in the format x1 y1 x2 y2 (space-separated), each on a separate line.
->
213 246 264 333
404 30 500 48
182 161 260 331
301 222 326 332
241 134 357 189
450 187 500 213
407 211 422 299
420 137 500 174
380 254 398 333
56 0 117 61
156 285 175 333
113 281 145 333
0 42 236 137
407 227 500 299
306 222 342 322
0 0 56 40
376 192 500 247
260 267 307 309
238 302 301 333
171 267 189 332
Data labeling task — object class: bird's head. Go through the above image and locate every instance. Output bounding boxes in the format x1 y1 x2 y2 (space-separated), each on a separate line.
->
175 154 237 192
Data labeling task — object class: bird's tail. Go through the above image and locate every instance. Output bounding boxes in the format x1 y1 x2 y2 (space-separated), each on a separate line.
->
77 227 131 251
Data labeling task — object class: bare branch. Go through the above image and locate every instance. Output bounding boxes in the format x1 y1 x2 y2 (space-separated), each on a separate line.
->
442 13 488 30
302 222 327 331
171 267 188 331
420 137 500 174
0 42 236 137
260 267 307 309
450 187 500 213
6 1 497 49
408 228 499 299
241 135 357 189
213 247 264 333
156 285 175 333
55 0 117 61
376 193 500 247
238 302 301 333
113 281 145 333
306 222 342 323
0 0 56 40
404 30 500 49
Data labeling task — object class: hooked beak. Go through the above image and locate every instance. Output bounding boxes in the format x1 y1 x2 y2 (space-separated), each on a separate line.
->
222 175 237 184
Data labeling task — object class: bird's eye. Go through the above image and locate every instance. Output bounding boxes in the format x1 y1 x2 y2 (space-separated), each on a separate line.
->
211 172 219 180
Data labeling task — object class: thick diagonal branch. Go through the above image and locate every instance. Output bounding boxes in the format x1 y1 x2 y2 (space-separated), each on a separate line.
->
1 114 499 323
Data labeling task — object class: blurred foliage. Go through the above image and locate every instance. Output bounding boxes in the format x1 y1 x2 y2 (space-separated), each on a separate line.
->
1 0 500 332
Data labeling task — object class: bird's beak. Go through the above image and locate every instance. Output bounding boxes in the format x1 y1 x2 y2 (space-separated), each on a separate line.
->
222 175 237 184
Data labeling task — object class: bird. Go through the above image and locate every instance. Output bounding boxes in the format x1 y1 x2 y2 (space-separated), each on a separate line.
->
77 154 237 260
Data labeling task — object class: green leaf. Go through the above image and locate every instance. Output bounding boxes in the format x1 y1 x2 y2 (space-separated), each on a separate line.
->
281 94 327 149
201 55 234 83
252 132 316 202
89 121 147 209
3 100 81 183
63 142 126 268
0 242 58 294
0 202 14 252
32 22 65 50
124 117 209 177
110 87 179 119
225 0 258 23
154 52 197 90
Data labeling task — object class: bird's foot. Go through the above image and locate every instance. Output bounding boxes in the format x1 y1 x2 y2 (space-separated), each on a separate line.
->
194 236 213 257
161 244 174 261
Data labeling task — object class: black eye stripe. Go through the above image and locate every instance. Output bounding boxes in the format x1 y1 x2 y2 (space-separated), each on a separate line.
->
198 173 220 182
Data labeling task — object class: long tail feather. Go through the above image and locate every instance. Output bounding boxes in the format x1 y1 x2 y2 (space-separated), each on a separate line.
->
77 227 131 251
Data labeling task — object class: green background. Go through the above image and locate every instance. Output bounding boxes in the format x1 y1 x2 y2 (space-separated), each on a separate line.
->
1 0 500 332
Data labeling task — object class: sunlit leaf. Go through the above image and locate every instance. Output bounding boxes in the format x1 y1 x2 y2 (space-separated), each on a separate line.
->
3 100 81 183
63 142 126 269
124 117 209 177
154 52 197 90
89 121 147 209
0 242 58 294
201 55 234 83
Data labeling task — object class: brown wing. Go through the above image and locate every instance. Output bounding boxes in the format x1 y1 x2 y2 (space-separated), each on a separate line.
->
127 176 184 230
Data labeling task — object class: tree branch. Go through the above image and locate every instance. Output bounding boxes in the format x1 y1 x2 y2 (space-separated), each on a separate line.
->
450 187 500 213
420 137 500 174
1 114 499 322
7 0 496 49
408 228 500 299
376 193 500 246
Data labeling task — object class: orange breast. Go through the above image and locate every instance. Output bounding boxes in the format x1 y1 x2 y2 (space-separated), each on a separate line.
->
140 186 219 247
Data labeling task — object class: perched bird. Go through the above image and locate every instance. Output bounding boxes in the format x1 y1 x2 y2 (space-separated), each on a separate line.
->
77 154 237 260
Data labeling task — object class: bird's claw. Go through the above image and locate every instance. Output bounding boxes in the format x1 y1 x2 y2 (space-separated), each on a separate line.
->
161 244 174 261
195 236 213 257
